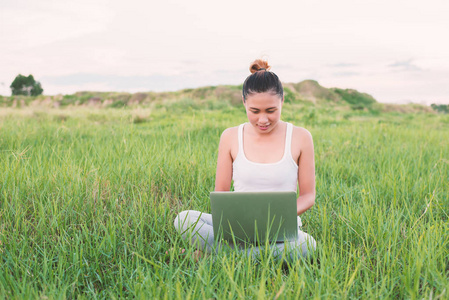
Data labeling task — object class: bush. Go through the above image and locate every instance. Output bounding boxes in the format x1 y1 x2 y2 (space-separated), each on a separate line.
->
283 87 297 104
108 99 127 108
333 88 376 109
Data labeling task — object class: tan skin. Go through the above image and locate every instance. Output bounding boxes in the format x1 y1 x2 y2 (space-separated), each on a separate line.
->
168 91 315 260
215 92 316 215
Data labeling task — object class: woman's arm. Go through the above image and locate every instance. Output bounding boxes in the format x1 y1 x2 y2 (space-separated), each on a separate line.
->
296 129 316 215
214 128 234 191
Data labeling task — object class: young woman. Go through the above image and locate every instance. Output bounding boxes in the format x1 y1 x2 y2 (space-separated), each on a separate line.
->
174 59 316 260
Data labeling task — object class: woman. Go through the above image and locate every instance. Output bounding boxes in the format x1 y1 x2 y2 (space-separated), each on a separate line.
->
174 59 316 260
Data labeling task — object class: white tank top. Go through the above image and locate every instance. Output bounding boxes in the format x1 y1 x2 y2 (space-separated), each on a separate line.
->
232 122 299 192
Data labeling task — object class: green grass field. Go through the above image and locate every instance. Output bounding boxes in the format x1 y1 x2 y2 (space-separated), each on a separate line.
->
1 102 448 299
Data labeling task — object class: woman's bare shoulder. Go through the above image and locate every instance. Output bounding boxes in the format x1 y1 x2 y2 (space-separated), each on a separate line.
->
220 126 239 140
219 126 239 159
292 125 313 142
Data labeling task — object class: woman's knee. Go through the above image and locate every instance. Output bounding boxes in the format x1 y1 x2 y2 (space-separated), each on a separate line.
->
174 210 189 233
174 210 202 232
295 231 316 257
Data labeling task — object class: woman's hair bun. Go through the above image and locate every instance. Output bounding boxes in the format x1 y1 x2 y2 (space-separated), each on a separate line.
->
243 58 282 100
249 59 271 74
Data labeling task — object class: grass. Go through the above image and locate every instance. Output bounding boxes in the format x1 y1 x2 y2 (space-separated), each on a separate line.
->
0 102 448 299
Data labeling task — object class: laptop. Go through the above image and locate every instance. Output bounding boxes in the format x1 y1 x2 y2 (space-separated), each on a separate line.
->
210 191 298 244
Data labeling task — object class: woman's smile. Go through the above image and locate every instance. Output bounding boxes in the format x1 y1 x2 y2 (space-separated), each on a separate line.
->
258 124 270 131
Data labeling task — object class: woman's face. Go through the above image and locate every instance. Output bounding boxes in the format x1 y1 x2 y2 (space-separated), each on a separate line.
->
244 92 283 134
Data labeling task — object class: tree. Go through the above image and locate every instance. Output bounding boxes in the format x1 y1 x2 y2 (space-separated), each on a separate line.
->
10 74 44 96
431 103 449 114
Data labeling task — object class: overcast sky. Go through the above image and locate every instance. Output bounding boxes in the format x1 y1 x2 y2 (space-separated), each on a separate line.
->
1 0 448 104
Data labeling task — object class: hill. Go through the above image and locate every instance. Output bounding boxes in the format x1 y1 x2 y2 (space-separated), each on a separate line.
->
0 80 437 114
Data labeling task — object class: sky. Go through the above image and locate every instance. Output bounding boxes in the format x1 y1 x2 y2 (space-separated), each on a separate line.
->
1 0 449 104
